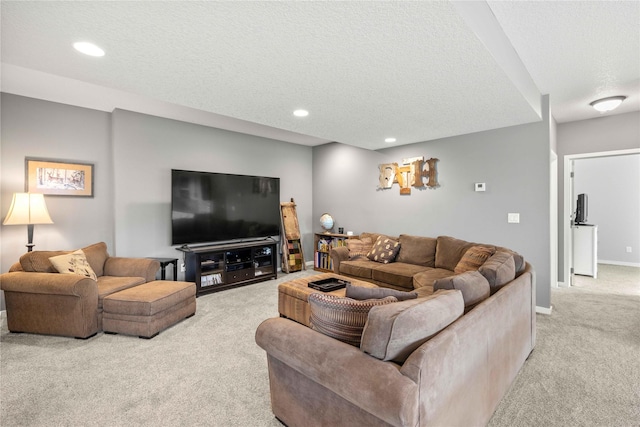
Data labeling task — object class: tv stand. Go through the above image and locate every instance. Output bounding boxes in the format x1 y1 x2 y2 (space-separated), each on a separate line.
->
177 240 277 296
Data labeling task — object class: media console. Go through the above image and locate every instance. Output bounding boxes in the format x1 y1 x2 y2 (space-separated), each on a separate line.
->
177 240 277 297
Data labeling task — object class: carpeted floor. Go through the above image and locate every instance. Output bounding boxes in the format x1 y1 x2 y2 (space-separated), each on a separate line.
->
1 265 638 426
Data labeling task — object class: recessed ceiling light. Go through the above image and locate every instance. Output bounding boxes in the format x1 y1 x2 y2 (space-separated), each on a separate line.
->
385 137 397 143
293 109 309 117
590 96 626 113
73 42 105 57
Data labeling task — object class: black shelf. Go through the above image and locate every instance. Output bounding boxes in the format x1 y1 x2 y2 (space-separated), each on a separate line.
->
178 240 277 296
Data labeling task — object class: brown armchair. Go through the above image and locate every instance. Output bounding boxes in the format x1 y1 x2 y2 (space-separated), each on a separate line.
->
0 242 159 339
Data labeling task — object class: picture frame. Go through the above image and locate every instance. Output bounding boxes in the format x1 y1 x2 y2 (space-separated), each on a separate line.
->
25 157 94 197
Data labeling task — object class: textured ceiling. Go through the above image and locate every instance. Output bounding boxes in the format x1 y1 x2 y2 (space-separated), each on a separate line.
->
1 1 638 150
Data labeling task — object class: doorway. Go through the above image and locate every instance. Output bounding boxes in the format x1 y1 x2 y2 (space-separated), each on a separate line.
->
562 148 640 287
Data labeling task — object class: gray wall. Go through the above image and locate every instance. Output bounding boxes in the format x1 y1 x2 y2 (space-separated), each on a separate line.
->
110 109 314 262
313 98 552 309
574 154 640 265
1 94 314 310
556 111 640 278
1 94 114 305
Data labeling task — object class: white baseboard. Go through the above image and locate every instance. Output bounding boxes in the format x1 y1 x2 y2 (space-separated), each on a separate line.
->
599 260 640 268
305 261 315 268
536 305 553 315
556 281 567 288
0 310 5 319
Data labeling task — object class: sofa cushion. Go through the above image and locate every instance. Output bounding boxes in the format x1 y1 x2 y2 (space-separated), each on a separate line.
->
495 246 525 274
412 268 457 291
19 250 69 273
81 242 109 277
346 237 373 259
345 283 418 301
340 259 382 280
97 276 146 309
478 251 516 294
308 293 398 347
433 271 490 311
49 249 98 281
435 236 475 270
396 235 437 267
371 263 431 290
367 236 401 264
454 245 496 274
361 289 464 363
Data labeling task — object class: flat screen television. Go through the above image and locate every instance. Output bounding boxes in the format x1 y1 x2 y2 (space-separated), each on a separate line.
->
575 193 588 224
171 169 280 246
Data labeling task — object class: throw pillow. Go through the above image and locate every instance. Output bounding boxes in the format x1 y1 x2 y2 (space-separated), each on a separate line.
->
308 293 397 347
49 249 98 281
345 283 418 301
367 236 401 264
478 251 516 294
346 237 373 259
454 245 496 274
433 271 490 311
361 290 464 363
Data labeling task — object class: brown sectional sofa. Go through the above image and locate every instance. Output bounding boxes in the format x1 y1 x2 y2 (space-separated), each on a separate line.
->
330 232 525 294
0 242 160 338
256 233 535 426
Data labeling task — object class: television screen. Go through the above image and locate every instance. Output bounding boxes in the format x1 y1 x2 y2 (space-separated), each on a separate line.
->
171 169 280 245
575 193 588 224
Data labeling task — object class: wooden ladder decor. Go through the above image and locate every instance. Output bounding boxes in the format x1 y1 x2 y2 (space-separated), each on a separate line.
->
280 198 305 273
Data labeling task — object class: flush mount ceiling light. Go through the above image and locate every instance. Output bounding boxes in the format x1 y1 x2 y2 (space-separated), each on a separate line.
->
385 137 397 143
293 109 309 117
589 96 626 113
73 42 105 57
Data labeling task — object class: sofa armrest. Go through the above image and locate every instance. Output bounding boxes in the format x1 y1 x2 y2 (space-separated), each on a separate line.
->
0 272 96 297
255 317 418 426
329 246 349 274
103 257 160 282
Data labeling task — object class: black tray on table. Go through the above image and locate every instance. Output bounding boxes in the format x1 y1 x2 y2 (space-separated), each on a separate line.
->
308 277 350 292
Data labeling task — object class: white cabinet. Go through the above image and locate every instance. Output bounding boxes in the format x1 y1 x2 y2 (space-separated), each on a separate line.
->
572 225 598 278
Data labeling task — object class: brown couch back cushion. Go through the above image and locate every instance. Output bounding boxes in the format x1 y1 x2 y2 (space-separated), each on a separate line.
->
435 236 475 271
20 250 70 273
18 242 109 276
396 234 437 267
81 242 109 277
361 289 464 363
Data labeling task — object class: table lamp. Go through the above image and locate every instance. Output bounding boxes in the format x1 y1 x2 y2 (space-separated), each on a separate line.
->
3 193 54 252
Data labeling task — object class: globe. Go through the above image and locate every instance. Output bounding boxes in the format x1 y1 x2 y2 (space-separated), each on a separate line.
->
319 213 334 232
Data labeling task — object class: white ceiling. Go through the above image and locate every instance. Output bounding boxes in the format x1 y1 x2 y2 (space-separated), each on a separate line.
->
1 1 638 151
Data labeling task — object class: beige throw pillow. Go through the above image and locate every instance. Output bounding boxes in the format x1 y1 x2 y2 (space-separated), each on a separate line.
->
49 249 98 281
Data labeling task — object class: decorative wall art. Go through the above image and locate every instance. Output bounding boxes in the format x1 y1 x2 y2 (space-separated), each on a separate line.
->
378 156 439 195
25 157 94 197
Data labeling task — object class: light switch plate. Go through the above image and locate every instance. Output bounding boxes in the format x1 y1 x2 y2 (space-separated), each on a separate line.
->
475 182 486 192
508 213 520 223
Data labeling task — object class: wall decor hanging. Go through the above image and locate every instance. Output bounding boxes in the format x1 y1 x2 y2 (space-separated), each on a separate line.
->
25 157 94 197
378 156 439 195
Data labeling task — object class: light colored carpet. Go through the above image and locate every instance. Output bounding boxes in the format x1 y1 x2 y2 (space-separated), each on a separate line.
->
1 265 638 426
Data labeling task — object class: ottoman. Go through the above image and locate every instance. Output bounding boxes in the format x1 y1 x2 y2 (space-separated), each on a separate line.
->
103 280 196 338
278 273 379 327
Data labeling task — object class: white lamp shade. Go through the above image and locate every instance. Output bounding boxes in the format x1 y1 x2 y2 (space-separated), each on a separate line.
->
3 193 54 225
